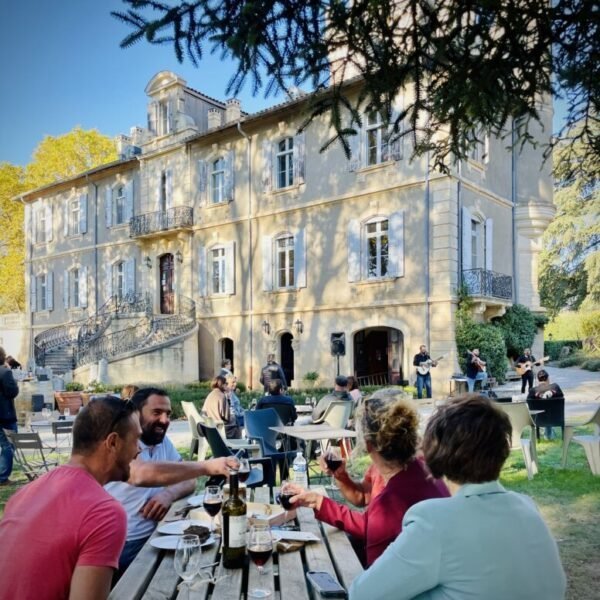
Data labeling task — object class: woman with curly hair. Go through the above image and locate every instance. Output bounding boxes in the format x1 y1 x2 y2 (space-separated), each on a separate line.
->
288 393 449 566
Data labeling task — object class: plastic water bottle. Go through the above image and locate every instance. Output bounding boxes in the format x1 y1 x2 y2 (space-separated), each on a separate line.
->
293 451 308 488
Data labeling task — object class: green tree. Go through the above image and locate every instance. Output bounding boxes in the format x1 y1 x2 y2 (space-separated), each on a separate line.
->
0 163 26 312
0 128 117 314
24 127 117 189
493 304 537 359
112 0 599 177
539 131 600 318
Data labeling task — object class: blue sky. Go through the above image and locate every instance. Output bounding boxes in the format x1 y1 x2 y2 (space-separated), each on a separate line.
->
0 0 277 167
1 1 566 168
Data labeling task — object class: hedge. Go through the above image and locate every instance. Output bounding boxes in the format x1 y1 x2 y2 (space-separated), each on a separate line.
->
544 340 583 361
456 321 508 383
493 304 537 359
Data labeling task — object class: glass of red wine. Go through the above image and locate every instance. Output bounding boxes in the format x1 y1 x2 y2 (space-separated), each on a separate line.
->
238 458 251 484
248 522 273 597
324 447 343 491
277 479 295 523
203 485 223 533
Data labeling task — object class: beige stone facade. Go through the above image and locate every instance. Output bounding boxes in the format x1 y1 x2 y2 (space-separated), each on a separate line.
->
19 72 553 393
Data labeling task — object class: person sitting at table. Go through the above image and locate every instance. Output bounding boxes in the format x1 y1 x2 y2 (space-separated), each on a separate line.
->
288 395 449 566
256 379 298 425
527 369 565 440
310 375 353 423
202 375 242 439
349 394 566 600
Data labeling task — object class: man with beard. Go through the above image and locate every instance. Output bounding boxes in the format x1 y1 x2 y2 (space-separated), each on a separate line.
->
105 387 196 574
0 396 140 600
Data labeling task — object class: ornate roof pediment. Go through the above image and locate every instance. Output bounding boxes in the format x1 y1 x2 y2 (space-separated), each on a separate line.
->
145 71 187 96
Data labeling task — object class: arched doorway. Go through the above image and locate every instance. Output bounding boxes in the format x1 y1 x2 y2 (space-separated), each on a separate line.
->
353 327 404 386
280 332 294 387
159 253 174 314
221 338 234 373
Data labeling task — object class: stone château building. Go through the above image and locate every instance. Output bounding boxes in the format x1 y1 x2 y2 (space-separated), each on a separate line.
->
18 71 554 391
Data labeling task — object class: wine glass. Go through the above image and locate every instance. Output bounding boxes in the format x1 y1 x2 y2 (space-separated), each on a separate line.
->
324 447 342 491
248 523 273 598
63 407 71 418
278 479 294 523
203 485 223 533
238 458 251 484
174 534 201 600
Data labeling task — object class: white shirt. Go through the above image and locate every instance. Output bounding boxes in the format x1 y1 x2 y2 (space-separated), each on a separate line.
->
105 436 181 541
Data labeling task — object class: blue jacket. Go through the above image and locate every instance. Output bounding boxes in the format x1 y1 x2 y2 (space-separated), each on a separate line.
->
350 481 566 600
0 365 19 424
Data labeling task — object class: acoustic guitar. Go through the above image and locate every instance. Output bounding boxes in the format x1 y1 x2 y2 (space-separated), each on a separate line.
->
417 355 445 376
467 350 487 373
516 356 550 377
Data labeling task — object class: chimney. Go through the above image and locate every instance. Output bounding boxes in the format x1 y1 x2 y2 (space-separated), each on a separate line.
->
225 99 241 124
115 135 132 160
207 108 223 129
129 126 145 146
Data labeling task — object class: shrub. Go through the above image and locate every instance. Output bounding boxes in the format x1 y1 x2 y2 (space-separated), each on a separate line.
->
303 371 319 382
65 381 84 391
86 380 109 393
557 352 586 368
493 304 537 359
581 311 600 354
456 320 508 383
544 340 583 361
581 358 600 372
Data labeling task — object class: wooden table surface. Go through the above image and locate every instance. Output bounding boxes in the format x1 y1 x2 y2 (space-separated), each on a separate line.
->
109 486 363 600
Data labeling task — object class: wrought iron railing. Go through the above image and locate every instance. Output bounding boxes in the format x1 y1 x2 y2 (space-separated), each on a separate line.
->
356 372 390 387
462 269 513 300
34 322 81 365
129 206 193 238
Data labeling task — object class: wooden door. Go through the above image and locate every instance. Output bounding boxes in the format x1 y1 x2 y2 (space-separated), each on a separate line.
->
160 254 174 314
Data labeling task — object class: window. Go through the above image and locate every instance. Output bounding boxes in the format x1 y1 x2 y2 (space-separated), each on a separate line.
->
39 274 47 311
366 218 389 278
211 247 226 294
114 186 126 225
467 129 489 164
69 199 80 235
160 173 167 212
366 112 389 166
211 158 226 204
114 262 125 299
36 209 46 243
347 213 404 283
276 235 295 289
277 138 294 189
471 219 481 268
71 268 80 308
158 100 170 136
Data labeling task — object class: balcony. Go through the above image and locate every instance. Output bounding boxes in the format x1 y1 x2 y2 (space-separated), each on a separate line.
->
130 206 193 239
462 269 513 300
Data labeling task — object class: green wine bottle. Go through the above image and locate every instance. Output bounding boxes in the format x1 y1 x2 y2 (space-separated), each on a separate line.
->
222 470 247 569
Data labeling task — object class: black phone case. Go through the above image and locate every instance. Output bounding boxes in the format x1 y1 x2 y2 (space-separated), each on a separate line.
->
306 571 347 598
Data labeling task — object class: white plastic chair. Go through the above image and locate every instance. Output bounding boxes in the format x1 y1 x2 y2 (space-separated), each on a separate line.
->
497 402 539 480
181 401 208 461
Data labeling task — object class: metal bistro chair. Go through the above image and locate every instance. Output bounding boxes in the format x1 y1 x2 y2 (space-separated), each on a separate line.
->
6 431 59 481
244 408 297 483
181 401 209 461
497 402 539 480
51 420 74 455
197 422 274 488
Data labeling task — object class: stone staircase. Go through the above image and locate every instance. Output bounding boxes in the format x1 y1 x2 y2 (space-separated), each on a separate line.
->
42 345 75 375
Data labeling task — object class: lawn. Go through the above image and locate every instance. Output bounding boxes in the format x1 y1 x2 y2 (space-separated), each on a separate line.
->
1 432 598 599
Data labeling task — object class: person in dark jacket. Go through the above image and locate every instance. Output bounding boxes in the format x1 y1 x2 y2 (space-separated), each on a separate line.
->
259 354 287 393
256 380 297 424
0 346 20 485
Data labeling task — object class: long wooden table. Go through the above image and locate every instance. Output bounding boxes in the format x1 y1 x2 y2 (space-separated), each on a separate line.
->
110 486 363 600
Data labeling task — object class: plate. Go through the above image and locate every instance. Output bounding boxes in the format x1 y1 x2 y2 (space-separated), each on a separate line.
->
186 493 205 507
150 534 217 550
157 519 211 535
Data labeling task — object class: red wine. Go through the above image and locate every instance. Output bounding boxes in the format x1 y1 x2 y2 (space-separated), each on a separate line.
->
325 458 343 472
203 500 222 517
238 469 250 483
249 545 272 567
279 493 294 510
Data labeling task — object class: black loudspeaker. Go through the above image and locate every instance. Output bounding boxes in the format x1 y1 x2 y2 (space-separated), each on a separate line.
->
330 332 346 356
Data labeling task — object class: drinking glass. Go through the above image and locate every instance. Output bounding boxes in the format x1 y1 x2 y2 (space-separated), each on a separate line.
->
278 479 294 523
203 485 223 533
63 407 70 418
324 447 342 491
41 407 51 421
174 534 201 600
248 523 273 598
238 458 251 483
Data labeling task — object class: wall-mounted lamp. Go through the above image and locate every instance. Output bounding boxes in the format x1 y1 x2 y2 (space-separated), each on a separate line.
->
145 256 152 269
262 320 271 335
175 250 183 264
294 319 304 335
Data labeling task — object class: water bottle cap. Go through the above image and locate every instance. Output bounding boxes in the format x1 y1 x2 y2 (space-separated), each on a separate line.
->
296 451 303 457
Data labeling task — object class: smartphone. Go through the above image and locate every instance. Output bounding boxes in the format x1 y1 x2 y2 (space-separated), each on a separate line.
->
306 571 347 598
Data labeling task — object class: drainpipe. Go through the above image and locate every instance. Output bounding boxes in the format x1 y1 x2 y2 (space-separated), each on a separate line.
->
511 121 518 303
424 150 432 350
18 195 34 364
84 174 99 315
237 121 254 388
457 159 463 283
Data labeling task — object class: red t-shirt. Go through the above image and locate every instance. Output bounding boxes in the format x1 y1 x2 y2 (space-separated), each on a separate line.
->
0 465 127 600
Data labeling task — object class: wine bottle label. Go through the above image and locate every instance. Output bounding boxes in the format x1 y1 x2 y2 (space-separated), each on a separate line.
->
227 515 247 548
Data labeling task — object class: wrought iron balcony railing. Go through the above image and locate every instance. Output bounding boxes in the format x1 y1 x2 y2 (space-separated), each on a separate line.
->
129 206 193 238
462 269 513 300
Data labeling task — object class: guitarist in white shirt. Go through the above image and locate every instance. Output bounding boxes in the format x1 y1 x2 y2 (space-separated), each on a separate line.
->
413 345 437 399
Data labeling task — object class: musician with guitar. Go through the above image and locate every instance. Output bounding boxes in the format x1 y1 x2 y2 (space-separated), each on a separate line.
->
465 348 488 392
413 346 443 399
515 348 547 394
